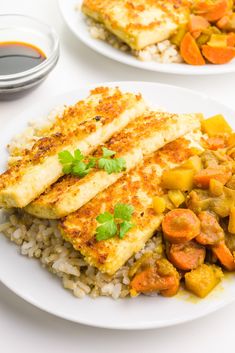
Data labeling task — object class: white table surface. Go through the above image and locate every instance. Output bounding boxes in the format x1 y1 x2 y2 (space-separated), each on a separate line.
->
1 0 235 351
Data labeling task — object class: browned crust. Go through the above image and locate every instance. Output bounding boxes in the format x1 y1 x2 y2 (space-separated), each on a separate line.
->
0 87 142 190
26 112 190 207
83 0 191 31
96 112 176 156
59 137 194 266
29 112 181 207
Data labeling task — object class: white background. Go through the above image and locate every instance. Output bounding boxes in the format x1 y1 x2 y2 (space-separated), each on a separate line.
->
1 0 235 352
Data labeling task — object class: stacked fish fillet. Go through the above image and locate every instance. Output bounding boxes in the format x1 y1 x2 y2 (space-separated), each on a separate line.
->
0 86 202 275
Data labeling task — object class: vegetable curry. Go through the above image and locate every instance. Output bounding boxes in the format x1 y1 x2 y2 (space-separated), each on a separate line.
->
171 0 235 65
130 113 235 299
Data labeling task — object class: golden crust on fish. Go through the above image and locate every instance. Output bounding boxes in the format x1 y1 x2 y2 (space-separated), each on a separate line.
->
82 0 190 50
25 112 201 219
59 135 202 275
0 87 146 208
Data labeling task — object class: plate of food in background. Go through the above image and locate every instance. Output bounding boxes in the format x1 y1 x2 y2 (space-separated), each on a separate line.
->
58 0 235 75
1 81 235 329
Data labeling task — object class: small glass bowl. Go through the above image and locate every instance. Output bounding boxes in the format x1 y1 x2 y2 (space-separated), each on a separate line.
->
0 14 60 95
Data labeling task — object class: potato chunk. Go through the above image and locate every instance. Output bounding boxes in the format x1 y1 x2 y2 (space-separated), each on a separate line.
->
202 114 232 137
207 34 228 48
228 133 235 147
209 178 224 196
153 196 166 214
182 155 202 173
162 168 194 191
185 264 223 298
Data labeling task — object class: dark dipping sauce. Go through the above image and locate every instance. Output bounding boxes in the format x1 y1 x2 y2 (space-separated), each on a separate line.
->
0 41 46 75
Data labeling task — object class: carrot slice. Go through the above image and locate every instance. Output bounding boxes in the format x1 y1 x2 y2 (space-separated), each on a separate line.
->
217 15 230 29
202 44 235 64
130 259 180 297
192 30 203 39
160 278 180 297
212 241 235 271
130 267 176 293
162 209 200 243
156 259 180 297
227 32 235 47
192 0 229 22
196 211 224 245
194 167 231 188
188 15 210 37
180 32 206 65
204 136 227 150
168 241 206 271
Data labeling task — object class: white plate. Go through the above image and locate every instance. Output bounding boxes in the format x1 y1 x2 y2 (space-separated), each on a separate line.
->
58 0 235 75
1 82 235 330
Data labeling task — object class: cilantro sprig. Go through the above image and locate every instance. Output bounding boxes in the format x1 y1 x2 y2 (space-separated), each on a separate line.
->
96 203 135 241
58 149 96 178
98 147 126 175
58 147 126 178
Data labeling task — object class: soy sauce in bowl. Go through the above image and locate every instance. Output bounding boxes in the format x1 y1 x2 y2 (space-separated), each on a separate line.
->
0 14 59 98
0 41 46 75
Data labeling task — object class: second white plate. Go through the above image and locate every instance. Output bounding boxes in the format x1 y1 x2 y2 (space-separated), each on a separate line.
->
59 0 235 75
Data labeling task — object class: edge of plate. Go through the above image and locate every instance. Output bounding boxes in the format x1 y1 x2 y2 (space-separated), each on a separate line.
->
58 0 235 76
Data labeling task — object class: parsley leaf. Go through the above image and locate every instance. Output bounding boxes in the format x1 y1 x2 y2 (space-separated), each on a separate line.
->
119 221 134 239
102 147 116 158
114 203 134 221
60 147 127 177
98 147 126 174
62 164 73 175
98 158 114 174
58 150 74 164
96 221 117 241
113 158 126 173
74 149 84 161
58 151 74 174
72 161 89 177
58 149 96 178
87 157 97 169
96 211 114 223
98 157 126 174
95 203 135 241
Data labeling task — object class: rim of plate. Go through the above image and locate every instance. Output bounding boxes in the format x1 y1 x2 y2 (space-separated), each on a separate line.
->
1 275 235 330
58 0 235 76
1 81 235 330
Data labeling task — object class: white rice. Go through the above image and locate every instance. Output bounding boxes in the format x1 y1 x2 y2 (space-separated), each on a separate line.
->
7 105 65 166
86 17 182 64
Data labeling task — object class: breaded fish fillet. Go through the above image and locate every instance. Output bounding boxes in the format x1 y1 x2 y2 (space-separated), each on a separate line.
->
25 112 201 219
0 87 146 208
82 0 190 50
59 132 203 275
